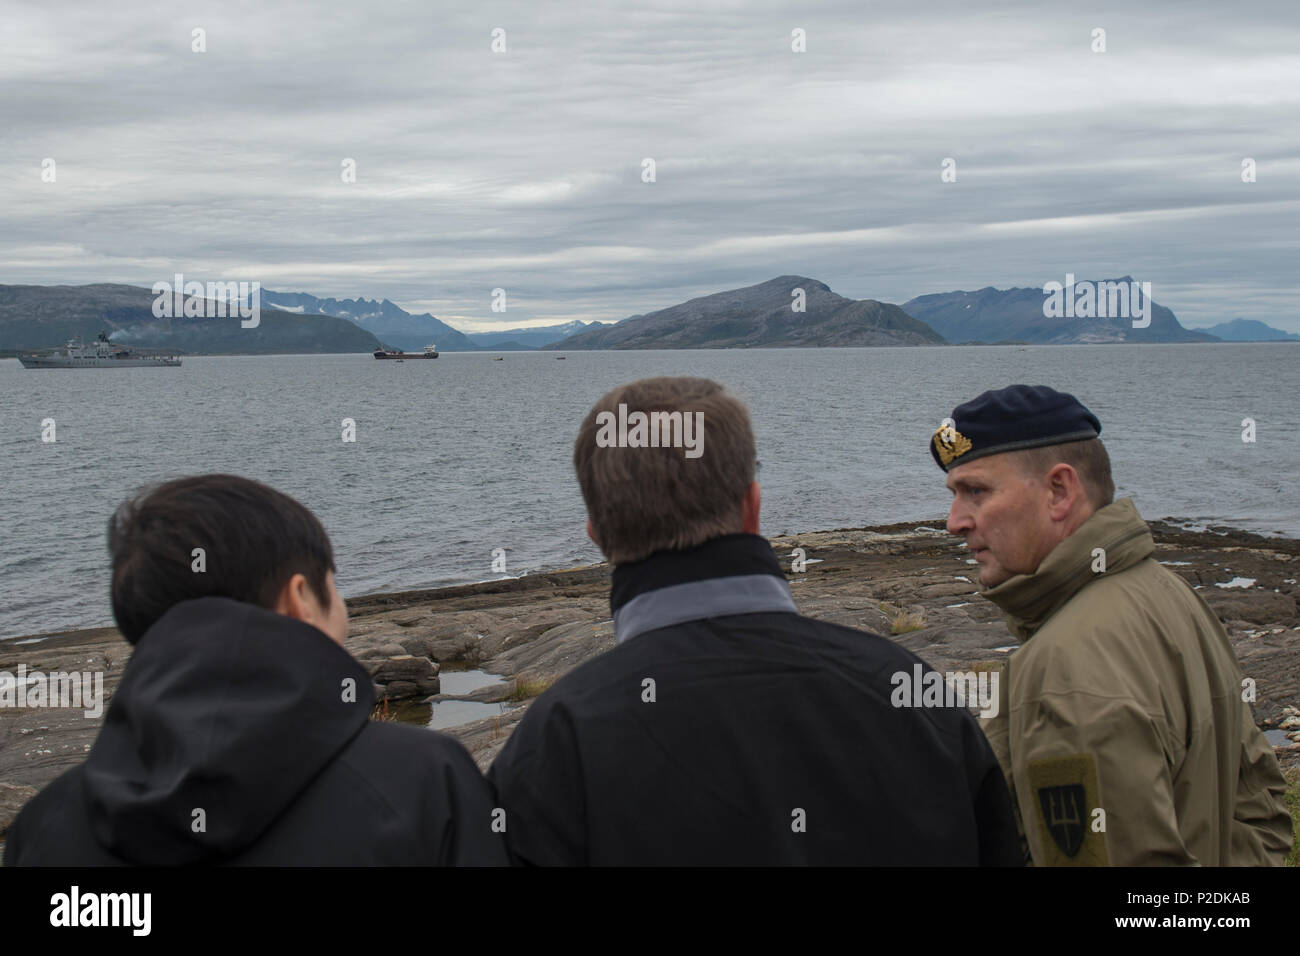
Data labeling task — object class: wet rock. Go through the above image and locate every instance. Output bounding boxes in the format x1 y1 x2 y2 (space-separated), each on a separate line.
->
369 655 436 683
382 680 418 699
3 519 1297 806
918 581 979 600
395 634 439 659
1205 591 1296 625
367 655 441 700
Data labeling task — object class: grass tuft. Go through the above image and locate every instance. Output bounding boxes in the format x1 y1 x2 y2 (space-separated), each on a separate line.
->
880 603 925 635
507 677 554 701
370 697 398 722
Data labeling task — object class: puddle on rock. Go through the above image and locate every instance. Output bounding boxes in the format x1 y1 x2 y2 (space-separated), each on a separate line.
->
394 697 518 730
437 668 506 696
1264 729 1294 747
391 666 516 730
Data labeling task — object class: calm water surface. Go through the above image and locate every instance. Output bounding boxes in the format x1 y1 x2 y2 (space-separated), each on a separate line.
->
1 344 1296 638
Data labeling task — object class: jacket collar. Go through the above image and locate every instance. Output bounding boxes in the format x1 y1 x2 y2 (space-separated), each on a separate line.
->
980 497 1154 642
610 533 797 644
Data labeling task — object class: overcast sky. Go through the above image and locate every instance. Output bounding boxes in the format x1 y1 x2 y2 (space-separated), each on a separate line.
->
2 0 1297 332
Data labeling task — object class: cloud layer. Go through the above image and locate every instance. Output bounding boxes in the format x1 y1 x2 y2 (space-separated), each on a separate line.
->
3 0 1297 331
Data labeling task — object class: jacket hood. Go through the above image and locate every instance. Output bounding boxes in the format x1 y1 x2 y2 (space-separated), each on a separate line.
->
82 596 374 864
980 497 1154 642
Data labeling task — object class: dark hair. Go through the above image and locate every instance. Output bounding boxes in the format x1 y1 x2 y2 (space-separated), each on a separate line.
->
108 474 336 644
1013 438 1115 510
574 377 756 564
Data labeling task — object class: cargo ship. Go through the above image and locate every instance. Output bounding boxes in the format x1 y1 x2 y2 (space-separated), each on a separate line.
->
374 343 438 359
18 332 181 368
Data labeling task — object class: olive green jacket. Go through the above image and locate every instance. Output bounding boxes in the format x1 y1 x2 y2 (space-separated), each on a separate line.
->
978 497 1292 866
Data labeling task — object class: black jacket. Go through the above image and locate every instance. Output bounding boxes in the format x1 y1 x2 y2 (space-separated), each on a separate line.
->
3 597 507 866
488 533 1022 865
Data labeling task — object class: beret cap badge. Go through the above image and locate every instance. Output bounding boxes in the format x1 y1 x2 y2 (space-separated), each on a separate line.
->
933 420 972 466
929 385 1101 472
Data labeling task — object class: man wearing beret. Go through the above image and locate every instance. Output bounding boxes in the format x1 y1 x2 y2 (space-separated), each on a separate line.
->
932 384 1292 866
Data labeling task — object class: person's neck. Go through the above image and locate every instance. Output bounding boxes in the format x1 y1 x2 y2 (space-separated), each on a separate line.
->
1032 502 1096 571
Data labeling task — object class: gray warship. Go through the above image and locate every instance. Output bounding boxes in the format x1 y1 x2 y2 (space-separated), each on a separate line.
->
18 332 181 368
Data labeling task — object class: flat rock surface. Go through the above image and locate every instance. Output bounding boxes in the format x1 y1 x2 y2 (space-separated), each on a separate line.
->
2 519 1297 838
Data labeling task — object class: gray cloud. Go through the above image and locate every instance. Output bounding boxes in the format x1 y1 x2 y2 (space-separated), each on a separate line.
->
2 0 1297 331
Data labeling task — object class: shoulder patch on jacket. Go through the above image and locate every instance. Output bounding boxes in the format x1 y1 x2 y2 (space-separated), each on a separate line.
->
1026 753 1109 866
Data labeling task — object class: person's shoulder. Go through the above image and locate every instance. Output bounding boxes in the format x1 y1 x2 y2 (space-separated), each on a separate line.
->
1081 553 1192 604
3 766 92 864
1019 560 1201 699
519 614 950 741
791 613 942 678
505 648 629 728
348 720 478 767
533 614 919 697
1040 557 1202 647
798 613 913 652
337 721 485 794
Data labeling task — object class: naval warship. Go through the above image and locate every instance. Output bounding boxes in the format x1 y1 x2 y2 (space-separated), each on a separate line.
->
18 332 181 368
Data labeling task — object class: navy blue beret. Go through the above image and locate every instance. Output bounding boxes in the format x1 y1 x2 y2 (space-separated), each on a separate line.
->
931 384 1101 471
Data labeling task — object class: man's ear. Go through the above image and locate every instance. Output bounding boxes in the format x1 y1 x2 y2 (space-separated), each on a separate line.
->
274 573 314 624
741 481 761 534
1045 463 1087 522
586 517 598 546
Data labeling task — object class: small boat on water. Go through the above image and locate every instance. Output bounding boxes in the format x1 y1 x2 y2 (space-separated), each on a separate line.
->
374 343 438 360
19 331 181 368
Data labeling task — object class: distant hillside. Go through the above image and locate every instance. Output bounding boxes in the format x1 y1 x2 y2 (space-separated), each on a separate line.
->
259 290 476 351
902 277 1218 344
0 283 380 354
468 319 608 349
474 340 533 351
1198 318 1299 342
544 276 945 350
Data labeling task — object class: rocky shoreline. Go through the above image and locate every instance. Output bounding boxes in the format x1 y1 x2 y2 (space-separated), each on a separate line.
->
3 518 1298 843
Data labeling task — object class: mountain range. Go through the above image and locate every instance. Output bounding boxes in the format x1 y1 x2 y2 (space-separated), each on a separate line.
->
901 277 1216 344
257 293 608 351
4 277 1294 356
544 276 943 349
0 283 380 354
257 290 477 352
1198 318 1300 342
467 320 608 349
